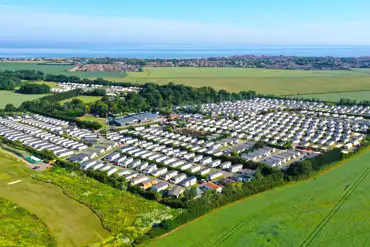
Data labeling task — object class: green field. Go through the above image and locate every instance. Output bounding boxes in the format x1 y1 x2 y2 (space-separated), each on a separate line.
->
0 91 49 108
152 148 370 247
290 90 370 102
35 168 178 240
79 115 109 128
0 149 109 246
60 95 103 104
0 62 127 78
111 67 370 95
0 198 56 247
3 62 370 94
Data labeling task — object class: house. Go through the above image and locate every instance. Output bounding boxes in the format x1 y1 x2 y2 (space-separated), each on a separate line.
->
220 161 232 170
104 152 120 162
151 182 169 192
180 176 197 187
131 176 149 186
152 167 168 177
81 160 97 170
198 167 211 176
57 150 74 158
189 165 202 173
208 171 223 180
200 157 212 165
229 164 243 173
162 170 178 181
203 182 223 192
169 186 185 198
170 173 187 184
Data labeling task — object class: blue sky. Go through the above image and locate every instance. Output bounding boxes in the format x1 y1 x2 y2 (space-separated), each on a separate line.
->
1 0 370 46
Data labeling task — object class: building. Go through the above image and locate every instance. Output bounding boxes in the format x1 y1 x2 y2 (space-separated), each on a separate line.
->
114 112 159 126
180 176 197 187
25 156 42 164
169 186 185 198
68 153 89 163
151 182 169 192
208 171 223 180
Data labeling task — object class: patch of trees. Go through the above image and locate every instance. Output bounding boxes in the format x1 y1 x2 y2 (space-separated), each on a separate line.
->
83 88 106 96
18 83 50 94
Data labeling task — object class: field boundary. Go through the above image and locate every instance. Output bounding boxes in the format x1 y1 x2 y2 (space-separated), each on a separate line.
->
153 148 370 242
300 167 370 247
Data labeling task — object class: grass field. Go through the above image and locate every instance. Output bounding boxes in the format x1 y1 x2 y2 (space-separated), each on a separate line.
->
79 115 109 128
0 62 127 78
0 91 49 108
111 67 370 95
3 62 370 94
0 149 109 246
35 167 178 240
151 148 370 247
0 198 56 247
59 95 103 104
289 90 370 102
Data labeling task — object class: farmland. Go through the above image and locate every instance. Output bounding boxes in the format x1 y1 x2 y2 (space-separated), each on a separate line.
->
151 148 370 247
289 90 370 102
0 149 109 246
0 91 49 108
0 198 56 247
111 67 370 95
2 62 370 94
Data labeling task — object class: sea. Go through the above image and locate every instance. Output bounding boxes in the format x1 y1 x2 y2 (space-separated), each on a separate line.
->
1 45 370 58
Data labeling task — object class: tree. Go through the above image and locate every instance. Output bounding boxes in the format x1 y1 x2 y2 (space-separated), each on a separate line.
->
184 187 198 201
4 104 17 112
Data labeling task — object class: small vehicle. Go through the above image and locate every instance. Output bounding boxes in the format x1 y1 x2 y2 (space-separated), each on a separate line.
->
32 166 41 170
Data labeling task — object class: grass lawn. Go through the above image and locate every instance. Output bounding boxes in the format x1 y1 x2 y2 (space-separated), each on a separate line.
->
0 90 49 108
35 167 179 241
108 67 370 95
0 198 56 247
0 149 109 246
289 90 370 102
79 115 109 128
151 148 370 247
59 95 103 104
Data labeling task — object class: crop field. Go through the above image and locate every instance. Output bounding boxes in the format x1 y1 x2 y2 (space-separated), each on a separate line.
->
0 62 127 78
59 95 103 104
0 149 109 246
290 90 370 102
152 148 370 247
0 198 56 247
35 167 178 240
110 67 370 95
0 91 49 108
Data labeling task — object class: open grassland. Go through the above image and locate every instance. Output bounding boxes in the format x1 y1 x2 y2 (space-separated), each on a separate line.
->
128 67 369 78
152 148 370 247
0 62 127 78
25 80 59 88
35 167 178 240
3 63 370 94
0 91 50 108
110 67 370 95
79 115 109 128
289 90 370 102
59 95 103 104
0 149 109 246
0 198 56 247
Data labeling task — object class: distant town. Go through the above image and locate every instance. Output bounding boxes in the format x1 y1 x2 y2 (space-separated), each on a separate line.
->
2 55 370 71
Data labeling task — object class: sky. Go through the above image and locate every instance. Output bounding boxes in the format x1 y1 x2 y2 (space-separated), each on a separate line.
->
1 0 370 47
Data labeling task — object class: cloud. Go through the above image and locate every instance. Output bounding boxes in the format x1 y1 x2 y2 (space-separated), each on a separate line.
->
0 7 370 46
